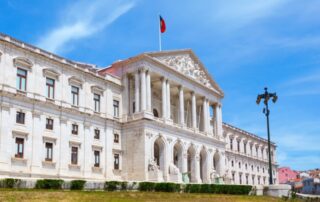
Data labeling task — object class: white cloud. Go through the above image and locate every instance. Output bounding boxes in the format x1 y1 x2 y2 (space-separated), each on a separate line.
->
37 0 135 53
208 0 290 30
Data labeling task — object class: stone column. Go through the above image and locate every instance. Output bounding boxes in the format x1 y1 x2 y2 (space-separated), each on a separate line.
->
206 100 211 133
134 71 140 113
161 77 166 119
83 123 91 178
191 92 197 128
146 70 151 112
182 151 188 175
166 79 171 120
124 74 129 115
202 98 207 132
140 68 146 111
30 111 42 174
179 86 185 126
216 104 223 137
195 153 201 183
219 152 226 176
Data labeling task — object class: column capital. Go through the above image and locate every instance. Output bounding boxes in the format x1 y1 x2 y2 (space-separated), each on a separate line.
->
178 85 184 91
161 76 166 82
138 67 148 72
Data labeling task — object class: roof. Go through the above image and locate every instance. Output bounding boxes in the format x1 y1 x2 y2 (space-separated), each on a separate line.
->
0 33 121 82
100 49 224 97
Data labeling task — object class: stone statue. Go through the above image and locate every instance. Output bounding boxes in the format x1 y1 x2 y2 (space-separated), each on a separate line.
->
148 158 159 171
168 163 179 175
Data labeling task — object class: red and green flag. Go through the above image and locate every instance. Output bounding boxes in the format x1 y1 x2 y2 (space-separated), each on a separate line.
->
160 16 166 33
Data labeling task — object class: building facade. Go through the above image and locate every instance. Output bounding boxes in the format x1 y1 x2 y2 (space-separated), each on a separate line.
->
278 167 298 184
0 33 277 185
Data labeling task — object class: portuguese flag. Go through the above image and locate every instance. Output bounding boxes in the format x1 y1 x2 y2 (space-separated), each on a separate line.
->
160 16 166 33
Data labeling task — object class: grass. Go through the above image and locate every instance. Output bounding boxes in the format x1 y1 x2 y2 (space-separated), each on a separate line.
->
0 189 302 202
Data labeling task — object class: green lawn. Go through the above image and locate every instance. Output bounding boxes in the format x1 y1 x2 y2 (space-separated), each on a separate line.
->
0 190 302 202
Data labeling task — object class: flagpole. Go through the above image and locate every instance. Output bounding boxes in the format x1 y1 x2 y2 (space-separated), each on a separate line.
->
159 15 162 51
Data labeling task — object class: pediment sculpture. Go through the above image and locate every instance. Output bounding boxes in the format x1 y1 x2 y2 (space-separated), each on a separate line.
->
156 55 214 90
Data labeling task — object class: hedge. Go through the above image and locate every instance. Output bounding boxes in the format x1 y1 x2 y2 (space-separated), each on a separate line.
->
139 182 181 192
138 182 156 191
104 181 128 191
0 178 21 188
70 180 86 190
35 179 64 189
185 184 252 195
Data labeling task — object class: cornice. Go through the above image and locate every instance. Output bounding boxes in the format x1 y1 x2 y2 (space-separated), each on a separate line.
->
0 33 121 88
223 122 276 146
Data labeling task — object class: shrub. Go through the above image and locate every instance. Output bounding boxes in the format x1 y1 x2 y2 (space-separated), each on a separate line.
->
138 182 156 191
185 184 201 193
70 180 86 190
0 178 21 188
35 179 64 189
184 184 252 195
154 183 181 192
120 181 128 190
104 181 120 191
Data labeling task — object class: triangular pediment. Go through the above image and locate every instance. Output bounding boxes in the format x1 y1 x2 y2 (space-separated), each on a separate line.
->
145 50 223 96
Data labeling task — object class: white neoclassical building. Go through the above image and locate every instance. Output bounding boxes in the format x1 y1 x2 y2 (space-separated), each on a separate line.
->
0 33 278 185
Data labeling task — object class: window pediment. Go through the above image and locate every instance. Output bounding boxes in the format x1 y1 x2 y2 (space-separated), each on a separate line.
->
13 57 33 70
43 68 60 80
91 85 104 94
12 130 29 139
69 140 81 148
68 76 84 88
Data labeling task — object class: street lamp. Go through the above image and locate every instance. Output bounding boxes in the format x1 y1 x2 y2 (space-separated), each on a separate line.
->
256 87 278 185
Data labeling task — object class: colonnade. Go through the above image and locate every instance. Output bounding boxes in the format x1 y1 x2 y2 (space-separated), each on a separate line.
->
126 68 223 136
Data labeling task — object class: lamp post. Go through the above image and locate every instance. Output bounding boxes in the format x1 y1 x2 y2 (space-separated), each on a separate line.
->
256 87 278 185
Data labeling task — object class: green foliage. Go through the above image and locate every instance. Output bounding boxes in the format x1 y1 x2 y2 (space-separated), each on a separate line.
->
184 184 252 195
138 182 156 191
0 178 21 188
185 184 201 193
120 181 128 190
138 182 180 192
70 180 86 190
104 181 119 191
154 183 181 192
35 179 64 189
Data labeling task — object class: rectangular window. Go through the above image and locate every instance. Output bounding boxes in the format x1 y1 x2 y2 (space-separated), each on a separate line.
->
71 147 78 165
71 86 79 106
94 129 100 140
113 100 119 117
114 133 119 143
16 68 27 91
46 78 55 99
16 111 25 124
72 124 78 135
114 154 119 170
230 138 233 150
15 138 24 158
237 140 240 152
94 94 100 112
46 118 54 130
45 142 53 161
94 150 100 167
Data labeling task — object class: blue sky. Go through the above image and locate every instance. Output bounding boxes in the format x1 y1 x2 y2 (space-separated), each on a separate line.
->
1 0 319 171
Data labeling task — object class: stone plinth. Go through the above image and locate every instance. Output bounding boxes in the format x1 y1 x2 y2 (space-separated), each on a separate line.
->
264 184 292 198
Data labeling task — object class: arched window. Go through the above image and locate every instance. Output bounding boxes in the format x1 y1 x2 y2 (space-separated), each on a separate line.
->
153 109 159 117
154 142 160 166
